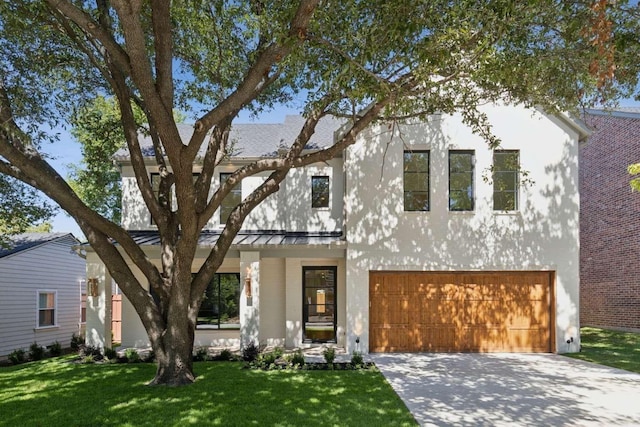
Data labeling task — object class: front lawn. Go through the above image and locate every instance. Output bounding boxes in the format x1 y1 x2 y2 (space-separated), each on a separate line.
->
564 327 640 374
0 358 416 427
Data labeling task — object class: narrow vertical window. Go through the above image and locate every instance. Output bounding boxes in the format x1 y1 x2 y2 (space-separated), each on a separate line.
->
197 273 240 329
220 173 242 224
493 150 519 211
449 150 475 211
403 151 430 211
38 291 56 327
311 176 330 208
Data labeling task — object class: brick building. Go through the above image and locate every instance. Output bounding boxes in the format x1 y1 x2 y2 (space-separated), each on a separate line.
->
580 109 640 332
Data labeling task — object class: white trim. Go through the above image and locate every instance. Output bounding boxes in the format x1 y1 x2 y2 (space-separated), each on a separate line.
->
36 289 58 329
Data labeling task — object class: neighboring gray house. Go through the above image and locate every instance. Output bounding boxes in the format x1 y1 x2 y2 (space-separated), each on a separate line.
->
0 233 85 357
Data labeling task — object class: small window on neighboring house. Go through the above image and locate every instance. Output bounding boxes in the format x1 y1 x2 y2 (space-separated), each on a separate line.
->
449 150 475 211
493 150 519 211
312 176 330 208
403 151 430 211
150 173 161 225
220 173 242 224
38 291 56 327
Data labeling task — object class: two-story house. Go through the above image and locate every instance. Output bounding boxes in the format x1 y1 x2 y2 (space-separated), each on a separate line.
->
84 104 589 354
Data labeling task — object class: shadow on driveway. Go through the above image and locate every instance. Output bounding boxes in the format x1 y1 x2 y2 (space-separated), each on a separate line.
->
372 353 640 426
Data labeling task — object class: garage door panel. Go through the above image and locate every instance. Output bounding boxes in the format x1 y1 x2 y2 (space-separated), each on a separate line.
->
370 271 552 353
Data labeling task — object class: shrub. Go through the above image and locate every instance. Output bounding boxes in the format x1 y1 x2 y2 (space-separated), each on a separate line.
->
47 341 62 357
104 347 117 360
193 347 208 362
8 349 26 365
124 348 140 363
351 351 364 366
290 349 305 367
29 342 45 361
70 333 85 351
79 345 102 360
323 347 336 364
143 350 155 363
215 348 234 361
242 341 259 362
82 355 95 364
260 351 278 366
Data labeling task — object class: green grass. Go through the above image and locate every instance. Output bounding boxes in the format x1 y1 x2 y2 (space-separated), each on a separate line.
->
564 327 640 373
0 358 416 427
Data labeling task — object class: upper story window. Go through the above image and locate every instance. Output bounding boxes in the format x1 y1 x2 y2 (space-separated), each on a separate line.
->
197 273 240 330
37 290 56 328
312 176 330 208
403 151 430 211
493 150 519 211
449 150 475 211
220 172 242 224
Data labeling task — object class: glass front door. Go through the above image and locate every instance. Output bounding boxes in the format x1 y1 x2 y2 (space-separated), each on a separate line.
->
303 266 337 342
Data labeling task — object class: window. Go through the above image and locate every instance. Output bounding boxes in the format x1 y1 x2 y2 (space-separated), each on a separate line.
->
493 150 519 211
37 291 56 327
303 267 337 342
311 176 330 208
449 150 475 211
81 292 86 323
197 273 240 329
404 151 430 211
220 173 242 224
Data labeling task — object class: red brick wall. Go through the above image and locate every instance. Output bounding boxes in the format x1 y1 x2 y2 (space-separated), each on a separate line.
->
580 112 640 331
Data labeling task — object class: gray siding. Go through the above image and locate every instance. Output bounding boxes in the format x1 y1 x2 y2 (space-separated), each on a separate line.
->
0 235 85 357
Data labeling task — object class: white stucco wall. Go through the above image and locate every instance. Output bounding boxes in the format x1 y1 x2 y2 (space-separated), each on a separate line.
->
121 159 344 233
344 105 582 354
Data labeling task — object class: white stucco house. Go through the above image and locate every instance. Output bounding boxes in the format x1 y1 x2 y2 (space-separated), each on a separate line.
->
85 104 589 354
0 233 85 358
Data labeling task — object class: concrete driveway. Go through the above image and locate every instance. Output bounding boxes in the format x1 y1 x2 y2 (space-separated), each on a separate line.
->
372 353 640 426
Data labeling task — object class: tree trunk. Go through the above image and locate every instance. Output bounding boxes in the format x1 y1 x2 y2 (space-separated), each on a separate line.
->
148 323 196 386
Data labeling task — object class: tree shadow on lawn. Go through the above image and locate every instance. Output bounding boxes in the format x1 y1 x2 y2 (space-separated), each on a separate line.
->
0 359 416 427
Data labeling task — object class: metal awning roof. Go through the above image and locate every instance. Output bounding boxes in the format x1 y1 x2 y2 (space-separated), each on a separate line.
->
125 230 344 248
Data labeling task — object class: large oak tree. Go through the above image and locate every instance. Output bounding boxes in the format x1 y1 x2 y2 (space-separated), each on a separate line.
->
0 0 638 385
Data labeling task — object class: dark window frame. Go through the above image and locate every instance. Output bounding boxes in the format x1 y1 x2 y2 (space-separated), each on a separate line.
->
449 150 475 211
196 272 241 330
403 150 430 212
302 266 337 343
311 175 330 208
493 150 519 211
219 172 242 224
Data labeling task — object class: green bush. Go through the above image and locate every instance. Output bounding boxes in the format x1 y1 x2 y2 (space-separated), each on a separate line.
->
143 350 155 363
47 341 62 357
214 348 234 361
323 347 336 364
29 342 45 361
260 351 278 366
70 333 85 351
104 347 117 360
8 349 26 365
193 347 208 362
124 348 140 363
351 351 364 366
290 349 305 367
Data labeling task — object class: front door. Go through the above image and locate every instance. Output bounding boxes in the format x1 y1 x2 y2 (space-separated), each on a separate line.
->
303 266 337 342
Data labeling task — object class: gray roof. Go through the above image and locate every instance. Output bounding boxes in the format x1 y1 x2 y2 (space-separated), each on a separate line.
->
0 233 78 259
114 115 344 161
126 230 344 248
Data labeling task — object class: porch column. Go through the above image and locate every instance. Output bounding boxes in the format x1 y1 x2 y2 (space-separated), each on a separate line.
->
85 253 112 350
240 251 260 348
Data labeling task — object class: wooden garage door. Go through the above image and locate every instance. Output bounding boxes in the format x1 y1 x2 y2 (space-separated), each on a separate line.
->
369 271 553 353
